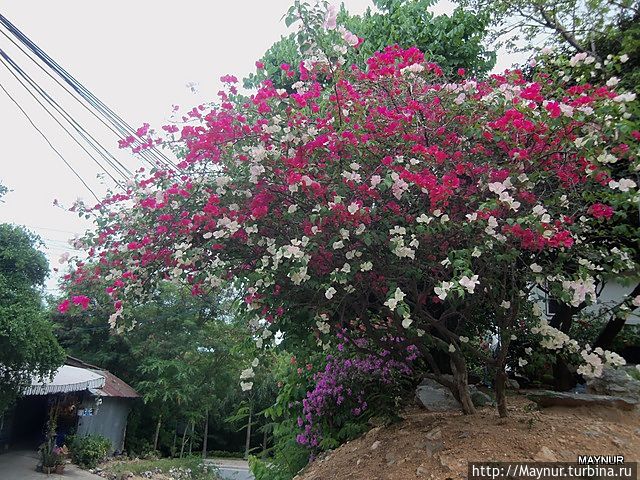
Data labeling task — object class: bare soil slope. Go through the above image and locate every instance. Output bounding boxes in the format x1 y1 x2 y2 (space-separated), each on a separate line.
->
296 395 640 480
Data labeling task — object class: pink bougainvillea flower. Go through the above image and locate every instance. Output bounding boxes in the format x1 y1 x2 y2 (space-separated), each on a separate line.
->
588 203 614 220
323 4 338 30
57 299 70 314
71 295 91 310
342 30 359 46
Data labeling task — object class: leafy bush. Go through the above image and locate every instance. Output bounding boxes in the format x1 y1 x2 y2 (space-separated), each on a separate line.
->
249 454 296 480
68 434 111 468
207 450 244 459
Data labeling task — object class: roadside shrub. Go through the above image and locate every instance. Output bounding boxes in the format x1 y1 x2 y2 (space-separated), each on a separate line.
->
68 434 111 468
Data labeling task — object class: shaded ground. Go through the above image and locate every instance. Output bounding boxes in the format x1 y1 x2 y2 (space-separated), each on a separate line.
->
296 395 640 480
0 450 102 480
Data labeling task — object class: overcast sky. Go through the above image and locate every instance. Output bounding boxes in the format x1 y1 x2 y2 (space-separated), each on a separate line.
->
0 1 526 294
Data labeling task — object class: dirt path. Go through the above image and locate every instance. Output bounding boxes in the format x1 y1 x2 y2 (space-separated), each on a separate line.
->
297 395 640 480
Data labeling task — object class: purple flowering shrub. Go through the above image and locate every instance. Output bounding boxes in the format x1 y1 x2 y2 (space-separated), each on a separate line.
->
296 335 419 450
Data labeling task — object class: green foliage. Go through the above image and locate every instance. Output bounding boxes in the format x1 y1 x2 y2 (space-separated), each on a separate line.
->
344 0 495 74
570 315 640 355
54 281 271 456
459 0 637 59
207 450 244 458
68 434 111 468
245 0 495 91
592 11 640 94
0 223 64 412
249 454 299 480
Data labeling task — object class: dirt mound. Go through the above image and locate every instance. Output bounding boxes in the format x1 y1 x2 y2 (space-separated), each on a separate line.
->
296 395 640 480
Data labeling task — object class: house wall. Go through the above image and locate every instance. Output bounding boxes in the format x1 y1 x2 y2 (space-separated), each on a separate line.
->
535 281 640 325
590 282 640 325
76 397 131 453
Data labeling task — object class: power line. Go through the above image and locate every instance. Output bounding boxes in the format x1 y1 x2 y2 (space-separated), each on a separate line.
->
0 47 133 179
0 27 141 151
0 13 179 172
0 49 129 187
0 81 100 202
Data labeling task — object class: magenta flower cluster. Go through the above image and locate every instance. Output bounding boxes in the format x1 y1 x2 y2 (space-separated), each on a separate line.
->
296 343 417 448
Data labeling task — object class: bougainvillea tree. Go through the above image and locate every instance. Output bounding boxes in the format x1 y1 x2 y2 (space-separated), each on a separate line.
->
58 5 639 419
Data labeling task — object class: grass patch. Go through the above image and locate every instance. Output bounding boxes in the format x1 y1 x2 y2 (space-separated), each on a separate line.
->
103 456 219 479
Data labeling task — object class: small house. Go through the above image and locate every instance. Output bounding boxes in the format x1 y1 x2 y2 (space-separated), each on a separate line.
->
0 356 139 454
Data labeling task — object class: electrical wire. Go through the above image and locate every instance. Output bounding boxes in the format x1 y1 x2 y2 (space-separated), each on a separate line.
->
0 49 131 186
0 13 179 172
0 53 127 188
0 48 134 179
0 81 100 202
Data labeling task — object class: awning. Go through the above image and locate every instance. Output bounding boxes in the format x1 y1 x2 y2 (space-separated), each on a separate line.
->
23 365 105 395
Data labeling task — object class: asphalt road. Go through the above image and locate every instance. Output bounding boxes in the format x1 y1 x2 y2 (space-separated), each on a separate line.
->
206 458 254 480
217 465 254 480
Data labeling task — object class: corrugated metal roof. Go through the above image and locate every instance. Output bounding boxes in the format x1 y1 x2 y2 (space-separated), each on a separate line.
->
24 365 105 395
65 356 140 399
93 370 140 398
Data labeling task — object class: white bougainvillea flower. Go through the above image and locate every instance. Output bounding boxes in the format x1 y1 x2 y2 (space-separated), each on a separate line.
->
434 281 454 300
459 274 479 294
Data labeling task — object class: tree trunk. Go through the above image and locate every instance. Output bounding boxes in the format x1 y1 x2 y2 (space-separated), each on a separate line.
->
450 355 476 415
153 415 162 451
188 420 195 455
495 369 508 418
549 303 581 331
553 357 576 391
594 283 640 350
202 408 209 459
261 427 268 459
244 403 253 460
171 421 177 457
180 423 188 458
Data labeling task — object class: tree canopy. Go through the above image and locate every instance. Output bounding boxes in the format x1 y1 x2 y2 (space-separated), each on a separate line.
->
0 223 65 412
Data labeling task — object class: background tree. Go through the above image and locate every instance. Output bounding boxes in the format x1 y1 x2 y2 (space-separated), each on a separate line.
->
458 0 638 60
54 280 261 456
0 223 65 413
244 0 495 91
